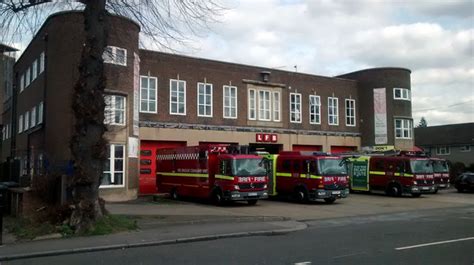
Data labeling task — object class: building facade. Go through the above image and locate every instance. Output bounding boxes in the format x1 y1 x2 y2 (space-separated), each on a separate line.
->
1 12 415 201
415 123 474 166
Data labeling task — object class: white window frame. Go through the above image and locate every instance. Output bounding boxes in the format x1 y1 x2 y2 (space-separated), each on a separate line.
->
223 85 237 119
103 46 127 66
394 118 412 139
290 93 302 123
140 76 158 113
18 115 23 133
328 97 339 126
460 145 471 152
273 91 281 122
2 126 5 141
30 107 36 128
258 90 271 121
169 79 186 115
248 89 257 120
393 88 411 101
39 52 45 74
20 74 25 92
309 95 321 125
345 99 356 127
25 68 30 87
101 144 125 188
32 59 38 81
436 146 450 155
197 82 213 117
24 111 30 131
104 95 126 126
38 102 44 124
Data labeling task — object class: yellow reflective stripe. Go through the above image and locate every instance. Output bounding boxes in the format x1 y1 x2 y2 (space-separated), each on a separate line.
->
215 174 234 180
277 172 292 177
394 173 401 176
157 172 208 178
402 173 414 177
310 175 322 179
369 171 385 175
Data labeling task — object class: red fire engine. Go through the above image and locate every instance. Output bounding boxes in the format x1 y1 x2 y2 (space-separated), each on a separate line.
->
262 151 349 203
156 145 268 205
347 151 436 197
431 158 450 192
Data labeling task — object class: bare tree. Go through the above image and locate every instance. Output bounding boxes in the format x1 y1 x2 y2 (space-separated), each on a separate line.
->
1 0 224 233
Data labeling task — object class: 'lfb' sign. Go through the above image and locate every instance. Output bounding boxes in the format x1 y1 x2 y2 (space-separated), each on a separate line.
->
256 133 278 143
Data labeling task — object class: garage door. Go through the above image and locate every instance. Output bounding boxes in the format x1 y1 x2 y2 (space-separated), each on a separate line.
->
292 145 323 152
330 146 357 154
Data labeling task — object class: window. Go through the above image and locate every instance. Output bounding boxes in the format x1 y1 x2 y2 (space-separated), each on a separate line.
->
258 90 271 121
140 76 157 113
18 115 23 133
2 126 5 141
309 95 321 124
460 146 471 152
248 89 256 120
24 111 30 131
25 68 30 87
273 92 281 122
328 97 339 125
394 88 411 100
2 124 9 140
197 82 213 117
30 107 36 128
37 102 44 124
20 74 25 92
345 99 356 126
395 118 412 139
32 59 38 81
223 85 237 119
39 52 45 74
436 146 450 155
290 93 302 123
101 144 125 187
103 46 127 66
104 95 126 125
169 79 186 115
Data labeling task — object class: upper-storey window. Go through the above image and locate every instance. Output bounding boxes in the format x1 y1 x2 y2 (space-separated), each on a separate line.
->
197 82 213 117
273 92 281 122
20 74 25 92
18 115 23 133
170 79 186 115
39 52 45 73
248 88 281 122
394 88 411 101
258 90 271 121
104 95 126 125
25 67 31 87
328 97 339 125
24 111 30 131
290 93 302 123
248 89 256 120
436 146 450 155
38 101 44 124
30 106 36 128
103 46 127 66
223 85 237 119
395 118 412 139
309 95 321 125
32 59 38 81
140 76 157 113
345 99 356 126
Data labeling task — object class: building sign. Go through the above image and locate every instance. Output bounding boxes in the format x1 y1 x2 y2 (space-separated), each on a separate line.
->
133 52 140 137
373 88 388 144
256 133 278 143
373 145 395 152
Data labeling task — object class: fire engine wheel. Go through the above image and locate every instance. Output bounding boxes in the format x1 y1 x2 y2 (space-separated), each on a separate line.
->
247 199 258 206
294 187 309 203
170 188 179 200
387 183 402 197
212 189 224 205
324 197 336 204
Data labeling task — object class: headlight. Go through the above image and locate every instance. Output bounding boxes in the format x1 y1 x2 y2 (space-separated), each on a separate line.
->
413 181 418 185
234 185 240 190
263 184 268 189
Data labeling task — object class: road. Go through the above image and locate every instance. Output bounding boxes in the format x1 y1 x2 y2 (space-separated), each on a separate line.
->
6 205 474 265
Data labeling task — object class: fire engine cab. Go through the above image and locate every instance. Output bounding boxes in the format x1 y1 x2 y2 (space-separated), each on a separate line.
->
347 151 436 197
156 145 268 205
431 158 450 192
262 151 349 203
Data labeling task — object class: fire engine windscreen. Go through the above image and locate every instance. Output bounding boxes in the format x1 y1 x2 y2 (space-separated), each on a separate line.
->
232 159 267 176
432 161 449 173
317 159 348 175
410 160 434 174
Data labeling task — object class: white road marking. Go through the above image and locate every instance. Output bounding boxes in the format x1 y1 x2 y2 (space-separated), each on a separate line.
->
395 237 474 250
294 262 311 265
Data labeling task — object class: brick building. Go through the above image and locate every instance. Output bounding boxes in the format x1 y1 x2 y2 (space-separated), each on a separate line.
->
1 11 415 201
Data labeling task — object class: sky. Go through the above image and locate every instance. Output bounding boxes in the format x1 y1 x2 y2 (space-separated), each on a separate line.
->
7 0 473 126
145 0 473 126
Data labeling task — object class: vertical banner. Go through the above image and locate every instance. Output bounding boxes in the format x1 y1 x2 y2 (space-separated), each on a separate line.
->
133 52 140 137
373 88 388 144
128 137 139 158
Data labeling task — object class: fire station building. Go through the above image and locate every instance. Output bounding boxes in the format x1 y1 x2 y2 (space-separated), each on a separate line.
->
0 12 414 201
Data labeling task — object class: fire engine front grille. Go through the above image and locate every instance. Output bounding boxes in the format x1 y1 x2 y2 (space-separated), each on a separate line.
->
418 180 435 185
238 183 266 190
324 184 345 190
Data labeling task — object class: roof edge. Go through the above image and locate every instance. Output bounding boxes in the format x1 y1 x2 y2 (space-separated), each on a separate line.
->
337 67 412 77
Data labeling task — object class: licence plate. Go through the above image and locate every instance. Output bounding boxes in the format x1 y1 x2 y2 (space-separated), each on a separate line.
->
248 192 258 196
422 187 429 190
332 191 341 195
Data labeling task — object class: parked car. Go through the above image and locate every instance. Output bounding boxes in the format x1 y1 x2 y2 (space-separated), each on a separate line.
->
454 172 474 192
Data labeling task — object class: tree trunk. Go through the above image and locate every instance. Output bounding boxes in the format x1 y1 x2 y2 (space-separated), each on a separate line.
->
69 0 108 233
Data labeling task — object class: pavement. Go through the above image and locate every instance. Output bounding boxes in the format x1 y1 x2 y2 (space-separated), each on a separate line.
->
0 188 472 262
